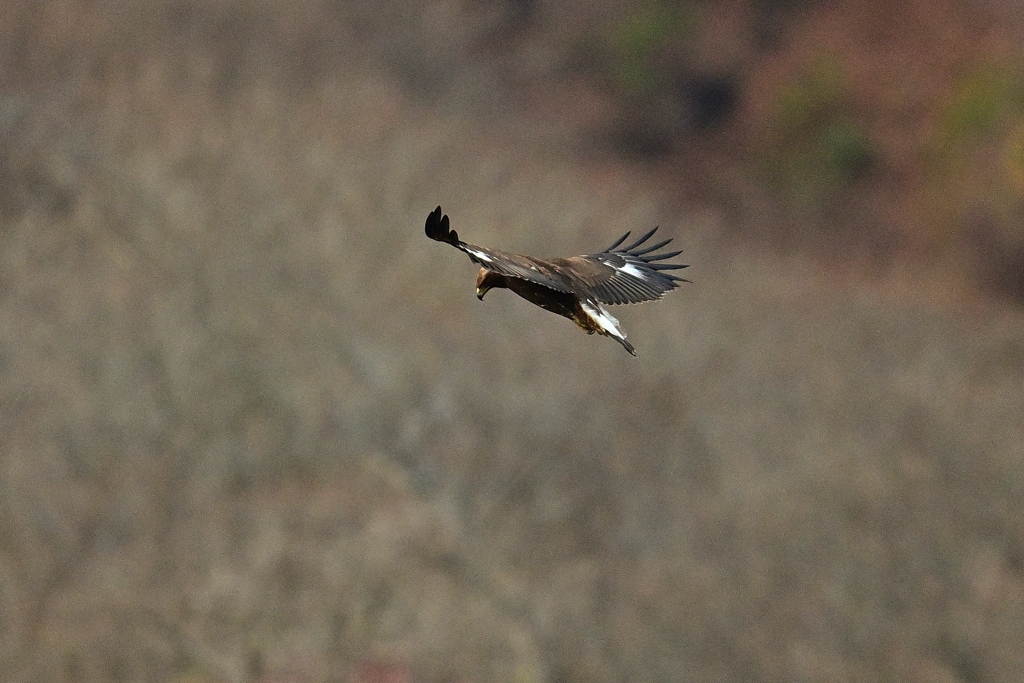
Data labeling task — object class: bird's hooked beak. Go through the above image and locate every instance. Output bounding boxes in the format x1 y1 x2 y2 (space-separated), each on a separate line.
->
476 285 489 300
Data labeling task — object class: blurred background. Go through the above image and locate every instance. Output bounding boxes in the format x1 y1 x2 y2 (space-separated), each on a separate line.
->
2 1 1024 681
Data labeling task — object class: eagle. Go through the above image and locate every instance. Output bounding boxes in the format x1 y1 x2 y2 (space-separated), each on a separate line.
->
425 206 689 355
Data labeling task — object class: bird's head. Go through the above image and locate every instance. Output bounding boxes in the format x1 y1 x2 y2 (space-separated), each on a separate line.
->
476 269 504 300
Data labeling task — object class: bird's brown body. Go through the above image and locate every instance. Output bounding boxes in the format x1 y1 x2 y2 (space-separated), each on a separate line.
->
426 206 688 355
476 269 612 337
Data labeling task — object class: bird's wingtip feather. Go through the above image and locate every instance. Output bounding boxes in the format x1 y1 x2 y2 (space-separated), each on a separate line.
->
425 205 460 245
620 226 659 252
602 231 631 253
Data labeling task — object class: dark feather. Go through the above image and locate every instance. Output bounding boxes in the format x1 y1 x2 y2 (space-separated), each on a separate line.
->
630 238 673 256
643 249 683 261
619 226 660 253
601 231 632 252
424 206 460 246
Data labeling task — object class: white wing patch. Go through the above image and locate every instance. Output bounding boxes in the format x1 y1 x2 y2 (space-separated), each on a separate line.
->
619 263 646 280
580 301 627 340
465 247 493 263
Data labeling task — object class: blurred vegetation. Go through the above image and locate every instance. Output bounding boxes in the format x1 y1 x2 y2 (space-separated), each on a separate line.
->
605 2 698 97
585 0 1024 297
760 55 875 205
931 63 1024 226
594 1 738 155
943 68 1019 140
1 1 1023 682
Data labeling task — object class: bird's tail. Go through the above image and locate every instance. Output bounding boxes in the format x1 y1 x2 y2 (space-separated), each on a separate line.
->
614 336 637 356
425 206 460 246
580 301 637 356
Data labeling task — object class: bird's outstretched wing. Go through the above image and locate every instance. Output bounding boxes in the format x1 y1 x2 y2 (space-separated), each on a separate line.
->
554 227 690 305
425 206 573 293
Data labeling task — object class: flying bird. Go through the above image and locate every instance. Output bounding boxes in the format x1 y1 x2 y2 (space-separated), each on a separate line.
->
424 206 689 355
